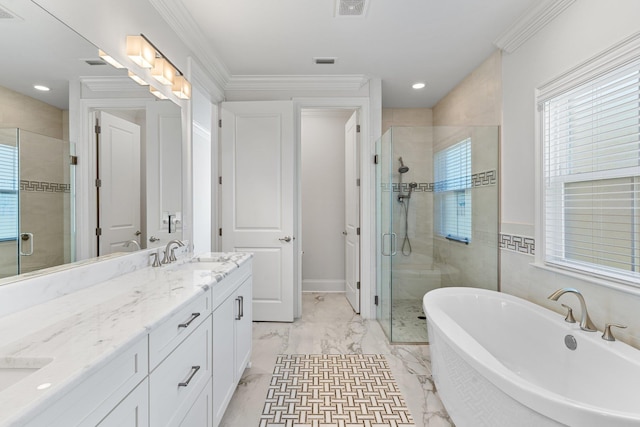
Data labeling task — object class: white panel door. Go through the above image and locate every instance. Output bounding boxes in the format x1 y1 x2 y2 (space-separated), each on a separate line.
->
221 101 294 322
146 101 182 249
345 111 360 313
97 111 141 255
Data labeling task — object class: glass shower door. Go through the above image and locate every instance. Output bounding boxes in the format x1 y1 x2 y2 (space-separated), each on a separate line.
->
376 128 394 340
18 130 73 274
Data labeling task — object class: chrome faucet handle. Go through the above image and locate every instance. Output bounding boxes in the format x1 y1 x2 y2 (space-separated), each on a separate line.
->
150 251 162 267
560 304 576 323
602 323 627 342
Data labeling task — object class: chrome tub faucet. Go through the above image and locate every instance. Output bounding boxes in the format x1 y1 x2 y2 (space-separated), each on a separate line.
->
548 287 597 332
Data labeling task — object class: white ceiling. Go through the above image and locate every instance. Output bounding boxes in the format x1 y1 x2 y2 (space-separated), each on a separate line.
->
177 0 537 108
0 0 126 109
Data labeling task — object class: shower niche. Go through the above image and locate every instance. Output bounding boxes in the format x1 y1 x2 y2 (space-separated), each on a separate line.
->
376 126 499 343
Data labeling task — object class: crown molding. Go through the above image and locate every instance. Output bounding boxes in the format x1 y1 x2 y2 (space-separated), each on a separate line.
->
147 0 230 93
80 76 149 93
494 0 576 54
225 75 370 92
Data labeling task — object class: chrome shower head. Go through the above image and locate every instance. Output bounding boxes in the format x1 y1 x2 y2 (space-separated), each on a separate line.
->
398 157 409 173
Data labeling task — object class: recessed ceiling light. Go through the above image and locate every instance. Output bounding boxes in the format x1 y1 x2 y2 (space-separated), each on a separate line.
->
412 82 426 90
33 85 50 91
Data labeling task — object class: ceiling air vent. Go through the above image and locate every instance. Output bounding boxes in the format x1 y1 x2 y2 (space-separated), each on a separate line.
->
314 57 337 65
0 4 20 20
85 59 108 66
336 0 368 17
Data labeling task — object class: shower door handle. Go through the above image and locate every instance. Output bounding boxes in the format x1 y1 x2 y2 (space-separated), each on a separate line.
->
390 233 397 256
382 233 397 256
20 233 34 256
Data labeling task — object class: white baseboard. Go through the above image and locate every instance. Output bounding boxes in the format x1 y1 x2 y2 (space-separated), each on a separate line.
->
302 279 345 293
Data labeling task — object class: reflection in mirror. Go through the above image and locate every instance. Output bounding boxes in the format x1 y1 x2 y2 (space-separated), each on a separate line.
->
0 0 183 282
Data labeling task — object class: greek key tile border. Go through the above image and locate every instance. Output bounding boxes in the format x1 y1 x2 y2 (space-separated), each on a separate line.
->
499 233 535 256
381 169 497 193
20 180 70 193
260 354 415 427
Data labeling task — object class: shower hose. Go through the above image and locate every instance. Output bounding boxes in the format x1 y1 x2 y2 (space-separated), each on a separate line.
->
400 197 412 256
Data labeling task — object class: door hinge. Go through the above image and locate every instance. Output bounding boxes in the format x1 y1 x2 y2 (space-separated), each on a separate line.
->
70 155 78 165
96 227 102 236
218 119 222 128
356 281 360 290
356 227 360 236
219 176 222 185
374 295 379 306
356 124 361 133
218 228 222 236
374 154 379 164
95 179 102 188
95 124 101 134
356 178 360 187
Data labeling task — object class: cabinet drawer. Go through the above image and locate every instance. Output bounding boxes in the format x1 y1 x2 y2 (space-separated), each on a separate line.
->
149 314 212 427
24 337 148 427
97 378 149 427
149 291 210 369
211 261 251 310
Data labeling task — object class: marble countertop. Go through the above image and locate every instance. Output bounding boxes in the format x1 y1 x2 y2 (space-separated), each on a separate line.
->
0 252 252 426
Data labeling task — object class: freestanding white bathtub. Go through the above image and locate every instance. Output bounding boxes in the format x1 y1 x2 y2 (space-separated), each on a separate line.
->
423 287 640 427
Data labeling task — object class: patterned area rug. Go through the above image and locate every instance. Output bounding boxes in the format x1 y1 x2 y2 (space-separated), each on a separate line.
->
259 354 415 427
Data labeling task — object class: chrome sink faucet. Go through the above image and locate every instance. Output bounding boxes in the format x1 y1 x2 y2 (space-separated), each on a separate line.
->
548 287 597 332
162 239 185 264
124 240 141 251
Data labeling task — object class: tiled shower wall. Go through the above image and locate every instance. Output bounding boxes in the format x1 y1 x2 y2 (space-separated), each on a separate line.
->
0 85 69 277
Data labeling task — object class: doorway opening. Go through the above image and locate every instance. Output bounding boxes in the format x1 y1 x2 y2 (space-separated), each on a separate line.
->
300 108 361 313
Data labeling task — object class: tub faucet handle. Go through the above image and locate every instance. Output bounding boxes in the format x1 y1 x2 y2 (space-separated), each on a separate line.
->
602 323 627 342
560 304 576 323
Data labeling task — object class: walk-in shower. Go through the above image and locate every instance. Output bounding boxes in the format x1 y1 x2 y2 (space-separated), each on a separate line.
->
0 128 74 279
376 125 499 343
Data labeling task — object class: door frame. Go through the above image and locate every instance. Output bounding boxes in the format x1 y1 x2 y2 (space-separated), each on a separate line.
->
75 97 191 260
293 97 374 319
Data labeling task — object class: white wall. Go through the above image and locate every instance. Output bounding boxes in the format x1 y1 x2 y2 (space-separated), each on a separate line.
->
191 86 212 255
501 0 640 348
301 110 352 292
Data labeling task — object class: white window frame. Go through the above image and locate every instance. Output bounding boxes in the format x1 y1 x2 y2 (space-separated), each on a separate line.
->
434 137 472 244
535 31 640 289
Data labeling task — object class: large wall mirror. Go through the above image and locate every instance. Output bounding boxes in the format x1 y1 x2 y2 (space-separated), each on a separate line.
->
0 0 184 282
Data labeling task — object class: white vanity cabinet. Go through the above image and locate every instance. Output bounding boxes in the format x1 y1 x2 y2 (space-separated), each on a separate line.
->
5 255 253 427
212 262 252 426
149 313 212 427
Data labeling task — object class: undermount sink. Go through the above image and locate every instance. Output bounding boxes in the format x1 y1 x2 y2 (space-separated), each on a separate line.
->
0 357 53 393
175 260 227 272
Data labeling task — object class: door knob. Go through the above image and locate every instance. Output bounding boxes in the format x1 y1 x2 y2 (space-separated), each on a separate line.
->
149 236 160 242
279 236 292 243
134 230 142 236
342 230 348 236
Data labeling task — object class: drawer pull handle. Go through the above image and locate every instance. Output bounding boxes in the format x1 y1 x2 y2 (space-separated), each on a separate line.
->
178 365 201 387
235 297 242 320
178 312 201 328
239 296 244 319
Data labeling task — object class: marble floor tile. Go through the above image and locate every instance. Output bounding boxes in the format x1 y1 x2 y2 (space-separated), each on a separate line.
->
219 293 454 427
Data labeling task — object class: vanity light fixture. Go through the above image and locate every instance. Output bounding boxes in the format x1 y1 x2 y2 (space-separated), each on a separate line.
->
149 86 168 100
128 71 149 85
412 82 426 89
151 57 176 86
126 35 155 68
172 75 191 99
33 85 50 91
98 49 125 69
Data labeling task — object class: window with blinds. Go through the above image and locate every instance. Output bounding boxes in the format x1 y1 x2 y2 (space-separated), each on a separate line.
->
542 56 640 283
434 138 472 243
0 143 18 241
